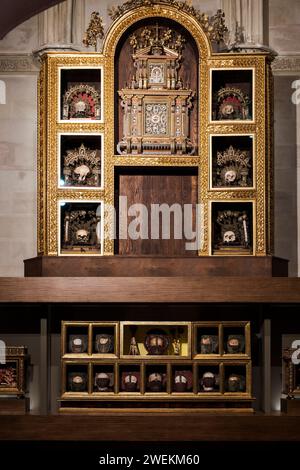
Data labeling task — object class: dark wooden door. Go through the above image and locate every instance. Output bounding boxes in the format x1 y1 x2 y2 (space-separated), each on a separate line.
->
115 168 198 256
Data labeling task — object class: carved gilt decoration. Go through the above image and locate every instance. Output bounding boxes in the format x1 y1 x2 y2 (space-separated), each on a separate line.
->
83 12 104 51
108 0 227 43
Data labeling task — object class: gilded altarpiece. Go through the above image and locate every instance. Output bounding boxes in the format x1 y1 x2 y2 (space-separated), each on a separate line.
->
37 2 273 257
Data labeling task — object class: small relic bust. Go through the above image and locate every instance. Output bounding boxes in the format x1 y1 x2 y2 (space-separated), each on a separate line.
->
148 372 163 392
68 372 87 392
200 372 216 392
200 335 219 354
226 374 246 392
94 372 112 392
144 329 170 355
68 335 88 354
124 373 139 392
226 335 245 354
94 334 114 354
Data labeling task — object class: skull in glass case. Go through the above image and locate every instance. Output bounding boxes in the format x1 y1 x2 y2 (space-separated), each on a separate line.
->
200 335 219 354
68 335 88 354
94 334 114 354
144 329 170 355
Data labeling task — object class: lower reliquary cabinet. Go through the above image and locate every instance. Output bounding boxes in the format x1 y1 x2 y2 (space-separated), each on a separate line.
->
59 321 253 413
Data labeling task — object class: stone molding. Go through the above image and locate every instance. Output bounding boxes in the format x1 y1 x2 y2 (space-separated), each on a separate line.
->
272 55 300 74
0 54 38 73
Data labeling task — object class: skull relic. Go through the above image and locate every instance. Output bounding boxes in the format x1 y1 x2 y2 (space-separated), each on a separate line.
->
221 103 234 116
226 334 245 354
69 334 88 353
144 329 170 355
223 230 236 244
76 229 89 244
148 372 163 392
68 372 87 392
200 335 219 354
74 164 91 182
227 374 245 392
174 374 188 393
74 100 87 114
95 372 111 392
200 371 216 392
224 169 237 183
94 334 114 354
124 373 138 392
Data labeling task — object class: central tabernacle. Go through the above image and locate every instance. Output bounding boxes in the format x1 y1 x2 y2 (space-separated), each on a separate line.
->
116 20 198 155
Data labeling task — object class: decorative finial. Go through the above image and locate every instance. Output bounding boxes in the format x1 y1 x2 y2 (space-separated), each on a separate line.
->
83 12 104 51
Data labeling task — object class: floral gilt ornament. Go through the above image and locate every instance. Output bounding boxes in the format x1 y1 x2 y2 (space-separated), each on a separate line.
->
83 12 104 51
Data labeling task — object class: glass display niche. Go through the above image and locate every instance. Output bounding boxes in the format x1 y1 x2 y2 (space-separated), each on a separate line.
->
59 134 103 189
211 69 253 122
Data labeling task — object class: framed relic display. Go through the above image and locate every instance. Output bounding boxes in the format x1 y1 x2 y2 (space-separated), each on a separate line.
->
193 321 251 358
211 201 254 255
61 321 119 358
211 69 254 122
210 135 254 190
59 66 103 122
58 201 103 255
58 133 104 189
282 348 300 398
0 346 27 396
120 322 191 359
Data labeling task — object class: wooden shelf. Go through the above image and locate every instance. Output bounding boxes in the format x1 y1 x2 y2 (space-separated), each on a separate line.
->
0 414 299 441
1 276 300 304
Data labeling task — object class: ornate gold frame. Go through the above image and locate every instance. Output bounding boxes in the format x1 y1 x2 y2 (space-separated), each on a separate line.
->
38 4 272 256
0 346 27 396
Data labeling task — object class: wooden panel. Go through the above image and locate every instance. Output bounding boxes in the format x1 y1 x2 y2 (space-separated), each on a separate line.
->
0 415 300 441
116 168 198 255
24 255 289 277
1 277 300 303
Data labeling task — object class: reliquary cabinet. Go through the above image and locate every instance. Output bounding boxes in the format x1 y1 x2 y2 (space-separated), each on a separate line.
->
60 321 253 412
37 1 273 257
